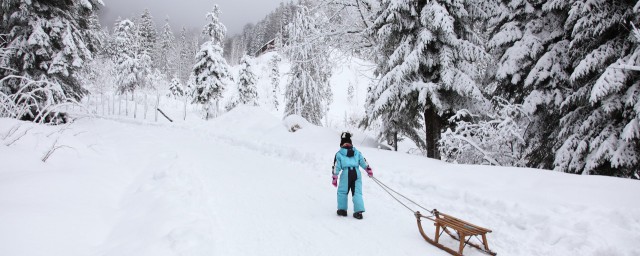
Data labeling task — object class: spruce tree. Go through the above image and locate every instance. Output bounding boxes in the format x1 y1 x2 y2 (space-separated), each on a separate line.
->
487 0 572 168
237 55 258 106
554 0 640 178
113 20 152 97
137 9 157 60
364 0 489 158
177 27 192 84
158 18 175 76
0 0 103 102
168 76 184 98
269 54 282 110
190 4 231 120
283 6 333 125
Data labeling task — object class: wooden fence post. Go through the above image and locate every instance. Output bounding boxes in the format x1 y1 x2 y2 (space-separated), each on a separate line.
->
125 93 129 117
183 95 187 121
101 94 105 116
111 94 115 115
134 94 138 119
144 94 148 120
155 94 159 122
118 95 122 116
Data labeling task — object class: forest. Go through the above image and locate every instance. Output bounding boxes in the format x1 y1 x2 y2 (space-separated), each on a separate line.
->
1 0 639 179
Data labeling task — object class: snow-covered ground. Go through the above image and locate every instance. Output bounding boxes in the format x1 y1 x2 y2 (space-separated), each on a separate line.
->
2 51 639 256
1 105 640 256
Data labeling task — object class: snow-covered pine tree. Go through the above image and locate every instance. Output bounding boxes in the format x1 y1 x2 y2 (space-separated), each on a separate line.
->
177 27 192 84
486 0 572 168
190 4 231 120
269 54 282 110
158 18 176 76
363 0 489 158
168 76 184 98
283 5 333 125
237 55 258 106
82 11 105 55
554 0 640 178
0 0 103 102
137 9 157 61
113 19 142 95
252 23 266 56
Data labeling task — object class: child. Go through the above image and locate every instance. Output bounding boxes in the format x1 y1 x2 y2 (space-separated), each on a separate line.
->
332 132 373 219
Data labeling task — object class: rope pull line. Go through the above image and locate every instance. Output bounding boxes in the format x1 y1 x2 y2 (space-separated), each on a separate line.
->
370 176 434 215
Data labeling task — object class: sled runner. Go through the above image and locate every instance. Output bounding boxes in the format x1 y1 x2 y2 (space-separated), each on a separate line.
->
415 210 496 256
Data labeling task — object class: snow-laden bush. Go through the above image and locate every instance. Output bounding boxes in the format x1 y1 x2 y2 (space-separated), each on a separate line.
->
439 98 528 166
0 75 75 124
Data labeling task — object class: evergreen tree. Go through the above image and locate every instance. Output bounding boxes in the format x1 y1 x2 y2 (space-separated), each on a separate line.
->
252 23 266 55
486 0 572 168
83 11 106 55
269 54 282 110
0 0 103 102
177 27 192 84
237 55 258 106
283 6 333 125
363 0 489 158
554 0 640 178
168 76 184 97
190 4 231 120
137 9 157 60
113 19 139 95
158 18 175 76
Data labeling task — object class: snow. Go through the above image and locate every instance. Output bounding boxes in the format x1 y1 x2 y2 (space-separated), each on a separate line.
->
2 104 640 256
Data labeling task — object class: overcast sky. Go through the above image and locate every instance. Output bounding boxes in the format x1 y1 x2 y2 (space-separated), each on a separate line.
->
98 0 288 35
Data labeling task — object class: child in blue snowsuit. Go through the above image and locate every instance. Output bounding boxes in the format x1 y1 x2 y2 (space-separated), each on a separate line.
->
332 132 373 219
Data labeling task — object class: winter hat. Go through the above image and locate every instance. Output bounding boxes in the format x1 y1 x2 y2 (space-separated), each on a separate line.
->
340 132 352 146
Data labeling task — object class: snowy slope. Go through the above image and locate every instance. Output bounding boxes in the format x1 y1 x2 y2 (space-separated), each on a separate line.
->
1 106 640 256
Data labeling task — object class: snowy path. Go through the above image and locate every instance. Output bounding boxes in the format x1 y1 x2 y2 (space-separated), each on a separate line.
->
2 109 640 256
92 118 442 256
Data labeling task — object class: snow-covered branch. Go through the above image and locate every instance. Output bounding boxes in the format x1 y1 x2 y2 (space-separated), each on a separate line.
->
0 75 79 124
610 23 640 72
41 138 73 162
440 98 529 166
610 64 640 72
3 126 33 147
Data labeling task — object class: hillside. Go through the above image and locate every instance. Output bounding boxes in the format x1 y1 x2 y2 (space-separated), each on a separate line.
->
1 106 639 256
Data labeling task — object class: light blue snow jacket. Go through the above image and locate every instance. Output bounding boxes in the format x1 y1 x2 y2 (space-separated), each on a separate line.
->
333 146 368 175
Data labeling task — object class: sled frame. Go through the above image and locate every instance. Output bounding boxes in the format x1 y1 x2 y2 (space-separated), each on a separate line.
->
415 210 496 256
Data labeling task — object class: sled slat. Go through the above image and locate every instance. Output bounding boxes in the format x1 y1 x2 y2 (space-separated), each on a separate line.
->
439 212 492 233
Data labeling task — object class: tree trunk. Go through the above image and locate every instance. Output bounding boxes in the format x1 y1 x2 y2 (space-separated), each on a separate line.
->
424 106 441 159
394 131 398 152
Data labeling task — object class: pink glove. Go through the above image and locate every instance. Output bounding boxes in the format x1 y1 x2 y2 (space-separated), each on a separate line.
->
332 175 338 187
366 167 373 177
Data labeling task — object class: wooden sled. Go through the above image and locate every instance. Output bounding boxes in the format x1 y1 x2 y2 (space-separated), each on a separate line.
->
415 210 496 256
